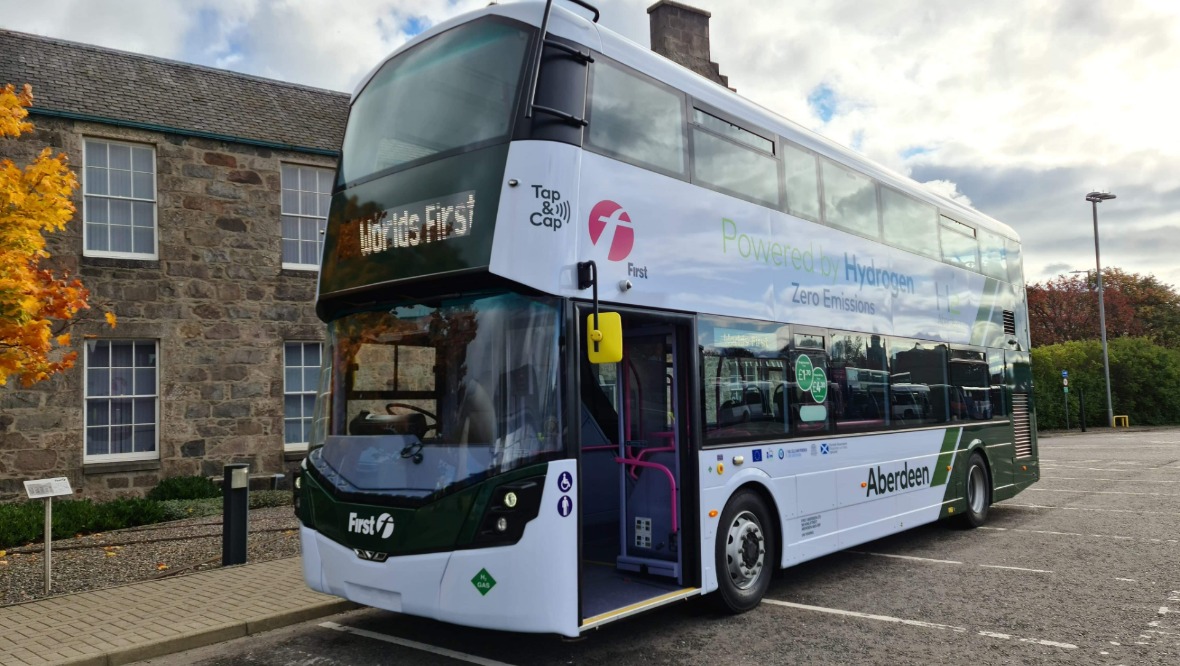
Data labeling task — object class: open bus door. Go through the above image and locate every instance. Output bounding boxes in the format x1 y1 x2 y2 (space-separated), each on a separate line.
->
577 306 700 629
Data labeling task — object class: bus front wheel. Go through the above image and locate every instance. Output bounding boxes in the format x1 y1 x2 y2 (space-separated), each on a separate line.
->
713 489 775 613
958 451 991 528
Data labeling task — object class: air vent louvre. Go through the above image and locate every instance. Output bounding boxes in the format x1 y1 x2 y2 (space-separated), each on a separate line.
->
1003 310 1016 336
1013 394 1032 458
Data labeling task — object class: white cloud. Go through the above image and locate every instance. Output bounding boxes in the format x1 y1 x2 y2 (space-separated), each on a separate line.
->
4 0 1178 287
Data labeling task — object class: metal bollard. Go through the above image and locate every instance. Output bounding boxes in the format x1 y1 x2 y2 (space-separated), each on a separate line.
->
222 464 249 566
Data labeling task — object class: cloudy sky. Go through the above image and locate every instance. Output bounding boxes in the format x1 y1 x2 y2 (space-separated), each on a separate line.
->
4 0 1178 287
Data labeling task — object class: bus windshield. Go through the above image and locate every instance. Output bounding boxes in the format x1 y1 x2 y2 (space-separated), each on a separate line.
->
339 18 531 185
308 292 562 505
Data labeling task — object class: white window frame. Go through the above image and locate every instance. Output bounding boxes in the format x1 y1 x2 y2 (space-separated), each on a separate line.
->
83 339 160 463
284 341 323 451
83 138 158 260
280 163 332 270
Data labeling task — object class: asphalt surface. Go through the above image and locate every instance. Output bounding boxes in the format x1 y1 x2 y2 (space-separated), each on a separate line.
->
136 428 1180 665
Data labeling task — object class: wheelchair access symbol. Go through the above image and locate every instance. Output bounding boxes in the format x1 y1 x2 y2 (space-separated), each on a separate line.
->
557 471 573 493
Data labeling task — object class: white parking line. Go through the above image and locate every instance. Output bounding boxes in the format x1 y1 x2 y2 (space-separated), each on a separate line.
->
763 599 1076 649
319 621 516 666
850 550 1053 573
1041 477 1180 484
848 551 961 564
1027 488 1180 497
1039 466 1152 472
998 503 1180 516
978 564 1052 573
976 630 1078 649
981 526 1179 544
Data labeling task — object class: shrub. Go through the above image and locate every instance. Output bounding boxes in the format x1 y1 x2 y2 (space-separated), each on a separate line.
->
101 498 166 529
0 501 43 549
1033 337 1180 429
250 490 293 509
157 498 221 521
0 482 294 549
146 475 221 501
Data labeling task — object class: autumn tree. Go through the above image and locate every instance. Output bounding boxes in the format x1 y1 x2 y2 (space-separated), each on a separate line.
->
1028 268 1180 348
1 83 113 387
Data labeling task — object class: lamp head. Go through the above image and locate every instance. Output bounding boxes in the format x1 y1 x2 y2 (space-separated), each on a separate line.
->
1086 191 1116 203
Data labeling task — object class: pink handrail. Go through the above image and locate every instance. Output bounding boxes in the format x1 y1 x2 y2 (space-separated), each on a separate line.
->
628 431 675 479
614 456 678 533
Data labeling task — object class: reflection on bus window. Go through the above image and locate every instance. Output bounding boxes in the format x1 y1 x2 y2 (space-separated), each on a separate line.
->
829 331 890 432
889 339 949 426
977 229 1009 281
700 316 789 444
822 160 879 239
949 348 993 421
940 216 979 271
988 352 1008 418
313 292 563 504
587 58 687 178
881 186 939 260
783 143 820 222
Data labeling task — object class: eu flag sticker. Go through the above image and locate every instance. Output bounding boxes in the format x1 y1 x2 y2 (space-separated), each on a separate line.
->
752 449 763 462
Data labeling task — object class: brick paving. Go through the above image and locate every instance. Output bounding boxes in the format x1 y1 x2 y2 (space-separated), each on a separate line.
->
0 557 354 666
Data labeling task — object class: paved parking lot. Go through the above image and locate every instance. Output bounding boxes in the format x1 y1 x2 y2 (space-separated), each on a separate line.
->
148 427 1180 666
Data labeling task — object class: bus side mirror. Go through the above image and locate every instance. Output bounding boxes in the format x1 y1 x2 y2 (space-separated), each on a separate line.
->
586 312 622 364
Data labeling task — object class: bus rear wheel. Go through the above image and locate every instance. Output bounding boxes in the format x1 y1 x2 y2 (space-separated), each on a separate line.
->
713 489 775 613
958 451 991 528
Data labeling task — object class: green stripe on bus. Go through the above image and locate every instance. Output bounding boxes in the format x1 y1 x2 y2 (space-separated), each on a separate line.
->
930 427 961 487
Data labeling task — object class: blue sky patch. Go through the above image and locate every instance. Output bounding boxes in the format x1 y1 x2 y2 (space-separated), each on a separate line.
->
901 146 931 159
807 83 838 122
405 16 429 37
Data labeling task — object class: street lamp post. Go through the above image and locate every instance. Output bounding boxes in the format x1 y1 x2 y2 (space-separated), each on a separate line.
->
1086 190 1116 428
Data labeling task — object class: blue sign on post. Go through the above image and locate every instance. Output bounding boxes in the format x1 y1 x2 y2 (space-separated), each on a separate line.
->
1062 370 1068 378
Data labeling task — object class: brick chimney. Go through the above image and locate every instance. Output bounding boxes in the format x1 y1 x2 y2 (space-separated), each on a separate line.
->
647 0 730 89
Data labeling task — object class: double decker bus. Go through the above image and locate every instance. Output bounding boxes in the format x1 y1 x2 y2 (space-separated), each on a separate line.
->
295 0 1038 637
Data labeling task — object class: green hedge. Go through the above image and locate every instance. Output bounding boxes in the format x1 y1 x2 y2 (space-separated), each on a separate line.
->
0 490 292 551
1032 337 1180 430
146 475 221 501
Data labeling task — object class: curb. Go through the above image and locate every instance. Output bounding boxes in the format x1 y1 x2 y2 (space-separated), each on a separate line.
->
54 599 357 666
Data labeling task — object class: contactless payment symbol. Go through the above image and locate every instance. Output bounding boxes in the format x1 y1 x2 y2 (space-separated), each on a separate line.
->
588 200 634 261
557 471 573 493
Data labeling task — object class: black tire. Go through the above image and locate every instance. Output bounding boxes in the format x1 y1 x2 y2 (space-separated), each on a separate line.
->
713 489 775 613
958 451 991 528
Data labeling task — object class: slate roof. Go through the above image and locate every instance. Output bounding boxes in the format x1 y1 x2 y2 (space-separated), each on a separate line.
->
1 29 350 154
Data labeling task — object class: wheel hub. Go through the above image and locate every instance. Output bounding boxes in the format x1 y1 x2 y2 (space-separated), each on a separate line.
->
725 511 765 590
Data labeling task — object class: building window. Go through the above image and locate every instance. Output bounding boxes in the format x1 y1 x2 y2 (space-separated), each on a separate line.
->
84 139 157 258
284 342 322 450
281 164 332 269
84 340 158 461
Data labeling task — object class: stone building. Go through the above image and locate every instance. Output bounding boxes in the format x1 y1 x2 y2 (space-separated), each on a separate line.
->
0 29 349 499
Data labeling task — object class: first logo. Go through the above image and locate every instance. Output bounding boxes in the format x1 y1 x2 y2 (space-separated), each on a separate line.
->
588 200 634 262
